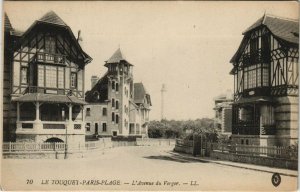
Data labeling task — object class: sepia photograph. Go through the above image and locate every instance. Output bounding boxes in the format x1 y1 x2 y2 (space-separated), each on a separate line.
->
1 1 299 191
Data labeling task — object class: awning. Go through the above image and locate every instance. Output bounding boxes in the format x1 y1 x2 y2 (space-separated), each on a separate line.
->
12 93 87 105
233 96 274 105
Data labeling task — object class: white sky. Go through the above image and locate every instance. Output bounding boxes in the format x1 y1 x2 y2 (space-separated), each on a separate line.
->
4 1 298 120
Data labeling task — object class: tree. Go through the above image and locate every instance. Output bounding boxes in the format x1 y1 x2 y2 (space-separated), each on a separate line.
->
148 118 218 140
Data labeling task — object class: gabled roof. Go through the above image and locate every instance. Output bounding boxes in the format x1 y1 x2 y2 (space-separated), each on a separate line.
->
13 11 92 64
243 14 299 44
4 13 13 32
85 72 109 103
105 48 133 66
134 83 146 103
134 83 151 107
38 11 67 26
230 14 299 64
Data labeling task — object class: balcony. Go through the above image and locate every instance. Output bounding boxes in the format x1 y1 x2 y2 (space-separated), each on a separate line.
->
232 123 260 135
36 52 66 65
16 121 84 135
25 86 66 95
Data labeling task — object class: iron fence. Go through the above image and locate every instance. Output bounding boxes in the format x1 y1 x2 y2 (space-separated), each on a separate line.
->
209 142 298 160
3 138 113 153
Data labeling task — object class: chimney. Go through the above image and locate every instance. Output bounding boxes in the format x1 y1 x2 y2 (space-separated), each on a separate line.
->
91 75 99 89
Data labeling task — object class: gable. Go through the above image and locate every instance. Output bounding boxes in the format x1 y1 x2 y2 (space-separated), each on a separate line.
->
85 73 109 103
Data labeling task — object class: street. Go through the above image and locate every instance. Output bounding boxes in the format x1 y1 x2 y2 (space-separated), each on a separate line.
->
2 146 297 191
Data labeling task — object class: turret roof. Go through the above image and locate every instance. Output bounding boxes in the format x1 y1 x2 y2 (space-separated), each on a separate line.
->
105 48 133 66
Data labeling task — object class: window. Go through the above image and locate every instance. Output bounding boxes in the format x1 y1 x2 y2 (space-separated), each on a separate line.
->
94 91 100 100
57 67 64 88
45 66 57 88
116 100 119 109
243 64 269 89
112 112 115 122
112 98 115 108
102 108 107 116
246 139 249 145
86 123 91 132
38 65 65 88
116 83 119 92
241 139 244 145
71 72 77 88
238 106 254 122
38 65 44 87
45 36 56 54
86 108 91 116
95 123 98 134
116 114 119 124
21 67 28 84
112 81 115 90
102 123 107 132
250 37 259 59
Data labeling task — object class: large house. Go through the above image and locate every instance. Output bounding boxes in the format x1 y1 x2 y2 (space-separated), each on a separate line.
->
213 91 233 135
85 48 151 138
230 14 298 147
3 11 92 145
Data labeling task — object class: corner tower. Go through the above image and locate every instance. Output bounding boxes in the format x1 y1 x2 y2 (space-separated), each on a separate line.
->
104 48 134 136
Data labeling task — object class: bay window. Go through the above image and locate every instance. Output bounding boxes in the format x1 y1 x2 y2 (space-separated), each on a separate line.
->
58 67 64 88
38 65 65 88
243 63 269 89
45 66 57 88
38 65 44 87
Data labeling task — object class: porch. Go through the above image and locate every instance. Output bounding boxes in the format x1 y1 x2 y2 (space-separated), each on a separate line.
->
13 93 86 136
232 97 276 136
129 123 148 136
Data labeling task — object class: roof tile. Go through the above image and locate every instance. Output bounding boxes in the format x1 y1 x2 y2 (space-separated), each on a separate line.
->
243 14 299 44
38 11 67 26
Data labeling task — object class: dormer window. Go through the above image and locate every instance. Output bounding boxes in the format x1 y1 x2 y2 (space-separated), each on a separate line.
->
45 36 56 54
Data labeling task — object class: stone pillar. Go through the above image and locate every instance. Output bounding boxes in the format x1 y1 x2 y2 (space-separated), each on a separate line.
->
82 106 85 122
68 104 73 123
139 124 142 135
35 101 40 121
33 101 42 131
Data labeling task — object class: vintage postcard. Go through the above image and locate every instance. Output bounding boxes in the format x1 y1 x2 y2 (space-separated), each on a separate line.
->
1 1 298 191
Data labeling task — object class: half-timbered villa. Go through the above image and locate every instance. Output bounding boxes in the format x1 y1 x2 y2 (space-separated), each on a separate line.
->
230 14 298 147
85 48 151 138
3 11 92 145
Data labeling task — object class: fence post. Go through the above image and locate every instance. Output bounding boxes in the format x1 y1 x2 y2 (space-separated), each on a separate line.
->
9 142 11 152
